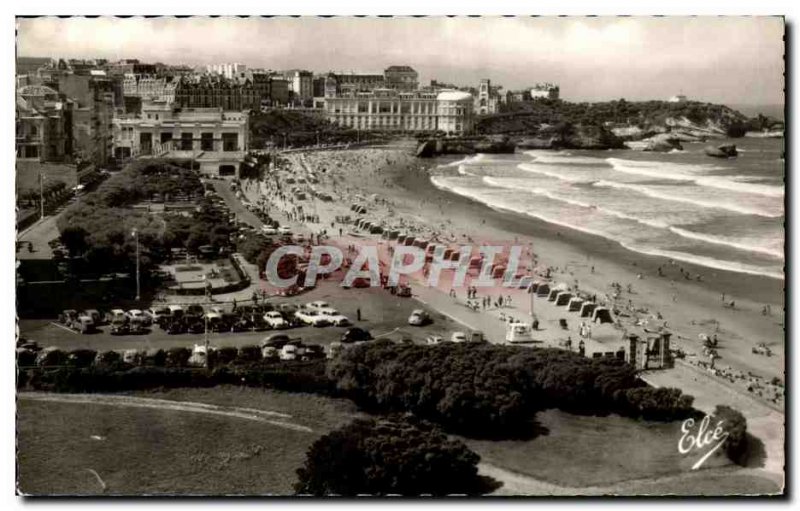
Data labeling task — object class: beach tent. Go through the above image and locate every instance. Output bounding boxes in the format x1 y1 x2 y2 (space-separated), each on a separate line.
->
404 236 416 246
529 281 542 293
388 230 400 240
370 225 384 234
580 302 597 317
592 307 614 324
555 292 573 306
568 297 584 312
547 289 560 302
536 283 551 297
397 234 408 244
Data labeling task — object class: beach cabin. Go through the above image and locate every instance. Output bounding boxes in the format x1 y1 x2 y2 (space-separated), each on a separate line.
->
580 302 597 318
568 297 584 312
536 283 551 297
404 236 416 246
592 307 614 324
547 289 560 302
529 281 541 293
370 225 384 234
397 234 408 244
555 292 573 306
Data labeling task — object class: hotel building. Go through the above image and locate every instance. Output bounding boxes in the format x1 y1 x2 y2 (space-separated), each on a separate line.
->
324 89 474 134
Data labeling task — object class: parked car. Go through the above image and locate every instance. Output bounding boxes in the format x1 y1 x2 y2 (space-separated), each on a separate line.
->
278 226 292 235
319 308 350 326
451 331 468 343
106 309 127 324
147 307 171 323
166 320 187 335
276 303 298 314
263 311 289 329
408 309 431 326
128 318 147 334
295 309 331 327
126 309 150 325
261 345 279 361
72 314 96 334
341 327 373 343
167 305 184 320
58 309 78 324
261 334 291 349
280 344 298 361
110 319 130 335
261 225 277 235
306 300 330 310
397 285 412 297
187 304 206 317
187 321 205 334
83 309 102 325
302 344 325 360
426 335 444 345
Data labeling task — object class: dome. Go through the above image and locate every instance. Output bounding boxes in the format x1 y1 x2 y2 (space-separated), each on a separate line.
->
436 90 473 102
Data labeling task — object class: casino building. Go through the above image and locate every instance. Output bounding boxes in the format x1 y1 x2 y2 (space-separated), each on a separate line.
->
323 89 474 134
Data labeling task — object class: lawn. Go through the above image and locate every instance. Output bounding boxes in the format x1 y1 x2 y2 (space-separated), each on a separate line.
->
17 387 362 496
463 408 732 489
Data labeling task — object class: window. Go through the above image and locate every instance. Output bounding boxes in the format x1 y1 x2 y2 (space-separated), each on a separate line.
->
201 132 214 151
160 132 173 144
222 133 238 152
180 133 193 151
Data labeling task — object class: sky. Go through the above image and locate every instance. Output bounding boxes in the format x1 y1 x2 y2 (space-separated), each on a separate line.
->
16 16 785 105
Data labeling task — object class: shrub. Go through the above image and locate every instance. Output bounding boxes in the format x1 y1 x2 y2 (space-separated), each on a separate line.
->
713 405 748 465
294 416 491 496
67 349 98 368
166 347 191 368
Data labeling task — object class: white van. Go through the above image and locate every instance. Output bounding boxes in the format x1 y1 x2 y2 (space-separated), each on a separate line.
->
506 322 533 343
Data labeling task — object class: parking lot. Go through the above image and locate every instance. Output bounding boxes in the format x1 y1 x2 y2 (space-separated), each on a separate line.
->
18 279 464 353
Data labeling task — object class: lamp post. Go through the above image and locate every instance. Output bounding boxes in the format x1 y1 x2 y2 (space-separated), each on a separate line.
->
204 311 210 369
39 173 45 220
131 228 140 301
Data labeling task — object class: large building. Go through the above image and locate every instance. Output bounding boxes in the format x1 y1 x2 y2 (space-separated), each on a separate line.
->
283 70 314 103
206 63 247 80
122 74 178 104
175 74 289 111
384 65 419 91
112 101 249 177
15 85 73 161
324 89 474 134
57 72 116 166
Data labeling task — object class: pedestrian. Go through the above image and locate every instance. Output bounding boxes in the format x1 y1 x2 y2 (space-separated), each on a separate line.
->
357 308 361 321
232 298 237 312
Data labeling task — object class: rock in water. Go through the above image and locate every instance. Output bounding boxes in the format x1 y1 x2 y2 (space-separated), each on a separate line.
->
705 144 738 158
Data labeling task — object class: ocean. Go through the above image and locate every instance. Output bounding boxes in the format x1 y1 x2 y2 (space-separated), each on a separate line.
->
430 137 785 280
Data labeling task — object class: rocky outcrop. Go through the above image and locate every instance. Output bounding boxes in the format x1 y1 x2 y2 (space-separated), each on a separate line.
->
513 125 624 150
704 144 738 158
625 133 683 152
415 136 515 158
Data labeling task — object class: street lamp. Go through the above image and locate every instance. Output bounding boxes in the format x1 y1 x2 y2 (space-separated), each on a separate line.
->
131 228 140 301
38 173 45 220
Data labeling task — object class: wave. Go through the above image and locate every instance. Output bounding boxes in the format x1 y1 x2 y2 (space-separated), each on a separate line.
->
517 163 593 183
606 158 785 198
668 226 784 260
483 177 670 230
437 154 485 169
593 180 783 218
430 175 783 280
524 151 605 165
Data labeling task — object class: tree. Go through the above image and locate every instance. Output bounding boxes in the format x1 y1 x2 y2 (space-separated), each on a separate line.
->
713 405 748 465
294 416 492 496
60 226 89 257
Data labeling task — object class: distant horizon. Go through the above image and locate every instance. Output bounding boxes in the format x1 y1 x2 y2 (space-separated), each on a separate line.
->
16 17 784 105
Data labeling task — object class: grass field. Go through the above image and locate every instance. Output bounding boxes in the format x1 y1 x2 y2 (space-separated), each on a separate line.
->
17 387 362 496
464 408 731 488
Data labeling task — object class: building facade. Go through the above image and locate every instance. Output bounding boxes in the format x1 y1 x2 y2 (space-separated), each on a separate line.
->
16 85 73 161
175 74 288 111
57 73 116 166
284 70 314 103
476 79 501 115
324 89 474 134
529 83 560 100
384 65 419 91
123 74 177 103
112 102 249 177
